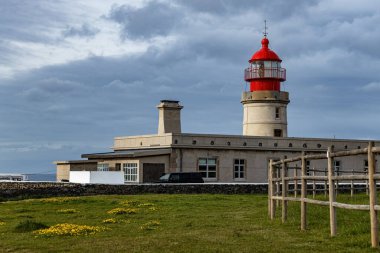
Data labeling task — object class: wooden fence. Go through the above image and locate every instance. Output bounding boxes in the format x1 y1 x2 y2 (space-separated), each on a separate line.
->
268 141 379 248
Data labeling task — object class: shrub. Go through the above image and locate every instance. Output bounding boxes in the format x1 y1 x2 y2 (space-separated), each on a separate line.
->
14 220 48 233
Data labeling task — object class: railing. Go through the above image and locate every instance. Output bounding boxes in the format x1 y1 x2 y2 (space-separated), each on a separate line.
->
268 142 380 248
245 67 286 81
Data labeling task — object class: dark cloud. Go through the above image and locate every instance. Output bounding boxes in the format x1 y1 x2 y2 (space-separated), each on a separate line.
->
107 2 182 39
176 0 319 19
62 23 100 38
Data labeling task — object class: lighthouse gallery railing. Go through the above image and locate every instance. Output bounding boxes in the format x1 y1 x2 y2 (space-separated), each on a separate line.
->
244 67 286 81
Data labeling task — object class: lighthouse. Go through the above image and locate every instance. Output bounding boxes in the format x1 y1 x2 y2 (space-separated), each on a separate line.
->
242 30 289 137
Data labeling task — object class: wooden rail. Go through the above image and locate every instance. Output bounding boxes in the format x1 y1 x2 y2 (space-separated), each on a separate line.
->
268 141 379 248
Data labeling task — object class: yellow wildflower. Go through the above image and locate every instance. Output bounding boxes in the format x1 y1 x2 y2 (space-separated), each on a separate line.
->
107 208 137 215
0 221 5 226
33 223 107 236
138 203 155 207
102 218 117 224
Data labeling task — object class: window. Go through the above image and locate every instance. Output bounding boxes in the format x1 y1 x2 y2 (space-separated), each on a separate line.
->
115 163 121 171
274 129 282 137
234 159 245 179
198 158 217 179
97 163 109 171
364 160 368 172
123 163 138 182
334 160 341 175
288 143 293 148
306 161 311 176
275 107 280 119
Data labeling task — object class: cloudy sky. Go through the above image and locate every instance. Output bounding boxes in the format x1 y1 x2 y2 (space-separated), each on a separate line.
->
1 0 380 174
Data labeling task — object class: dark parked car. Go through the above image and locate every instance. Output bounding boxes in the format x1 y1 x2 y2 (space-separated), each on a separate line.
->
159 172 204 183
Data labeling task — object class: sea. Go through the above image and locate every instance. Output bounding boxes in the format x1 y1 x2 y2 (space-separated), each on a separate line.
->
24 173 56 182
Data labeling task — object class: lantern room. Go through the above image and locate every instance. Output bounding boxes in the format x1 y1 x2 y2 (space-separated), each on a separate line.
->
244 37 286 92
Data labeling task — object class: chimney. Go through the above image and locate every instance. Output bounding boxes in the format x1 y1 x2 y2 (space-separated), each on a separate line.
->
157 100 183 134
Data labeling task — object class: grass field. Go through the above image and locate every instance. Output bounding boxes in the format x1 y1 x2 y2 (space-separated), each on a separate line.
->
0 194 379 252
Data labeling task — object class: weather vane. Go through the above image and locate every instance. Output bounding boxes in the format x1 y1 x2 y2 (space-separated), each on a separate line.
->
263 20 268 37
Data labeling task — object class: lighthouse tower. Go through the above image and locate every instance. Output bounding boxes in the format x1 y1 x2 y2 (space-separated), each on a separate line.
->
242 32 289 137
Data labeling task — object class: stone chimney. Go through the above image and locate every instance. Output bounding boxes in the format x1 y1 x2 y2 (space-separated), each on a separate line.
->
157 100 183 134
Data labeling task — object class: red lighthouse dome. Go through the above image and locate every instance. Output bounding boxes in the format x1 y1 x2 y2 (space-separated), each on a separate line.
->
249 37 282 62
245 37 286 92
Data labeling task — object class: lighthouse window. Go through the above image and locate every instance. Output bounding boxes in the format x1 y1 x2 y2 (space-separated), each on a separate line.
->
274 129 282 137
275 107 280 119
272 62 279 69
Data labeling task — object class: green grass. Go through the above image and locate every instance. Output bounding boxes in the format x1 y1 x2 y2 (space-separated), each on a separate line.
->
0 194 379 252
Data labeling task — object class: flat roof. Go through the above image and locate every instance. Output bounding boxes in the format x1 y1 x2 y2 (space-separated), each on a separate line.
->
82 148 172 159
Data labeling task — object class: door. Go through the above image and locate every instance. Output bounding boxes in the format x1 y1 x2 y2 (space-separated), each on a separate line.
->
143 163 165 183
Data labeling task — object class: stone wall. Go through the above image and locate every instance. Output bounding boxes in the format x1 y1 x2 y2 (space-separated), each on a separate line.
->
0 182 268 200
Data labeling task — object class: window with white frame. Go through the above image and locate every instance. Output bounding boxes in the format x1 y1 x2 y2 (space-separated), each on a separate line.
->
198 158 217 179
123 163 138 182
97 163 109 171
234 159 245 179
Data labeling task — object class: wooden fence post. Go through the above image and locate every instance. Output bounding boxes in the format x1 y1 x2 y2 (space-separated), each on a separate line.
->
328 146 337 236
301 152 307 230
282 157 288 223
368 141 378 248
294 168 298 198
268 160 272 218
324 168 328 197
366 170 369 196
270 160 276 220
276 167 280 207
312 169 316 199
351 169 354 197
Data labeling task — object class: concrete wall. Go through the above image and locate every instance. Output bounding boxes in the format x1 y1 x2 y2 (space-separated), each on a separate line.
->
56 162 97 182
113 134 173 150
70 171 124 184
